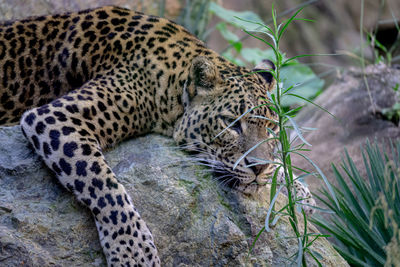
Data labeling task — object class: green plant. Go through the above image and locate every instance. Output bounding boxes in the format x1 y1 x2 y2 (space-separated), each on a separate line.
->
351 0 400 68
381 102 400 126
358 0 400 122
311 140 400 266
381 83 400 126
366 0 400 67
231 6 337 266
209 2 324 108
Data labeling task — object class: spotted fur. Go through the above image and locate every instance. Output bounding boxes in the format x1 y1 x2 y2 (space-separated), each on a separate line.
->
0 6 315 266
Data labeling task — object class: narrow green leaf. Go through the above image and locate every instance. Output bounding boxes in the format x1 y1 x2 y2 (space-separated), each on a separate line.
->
283 53 339 65
287 93 337 119
302 209 308 245
285 115 311 146
270 167 280 214
278 7 304 41
271 2 277 34
248 226 265 255
301 126 318 131
265 185 284 232
266 127 278 138
296 237 303 267
233 138 276 169
233 16 275 36
293 18 315 23
282 84 296 95
291 165 312 174
246 156 280 167
249 114 279 124
270 213 282 226
293 152 339 208
306 235 329 248
214 105 263 139
294 172 314 181
243 29 278 57
308 250 323 266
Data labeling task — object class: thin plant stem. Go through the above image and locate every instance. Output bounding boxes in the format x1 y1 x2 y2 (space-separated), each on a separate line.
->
270 6 303 265
234 5 336 266
360 0 377 114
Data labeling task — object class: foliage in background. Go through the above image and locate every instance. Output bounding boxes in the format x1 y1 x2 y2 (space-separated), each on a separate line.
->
361 0 400 126
365 0 400 67
340 0 400 67
209 2 324 107
229 6 337 266
382 102 400 126
177 0 212 40
174 2 324 107
381 83 400 126
358 0 400 127
312 140 400 266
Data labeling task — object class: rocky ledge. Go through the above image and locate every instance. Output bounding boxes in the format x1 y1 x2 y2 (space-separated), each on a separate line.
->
0 126 347 266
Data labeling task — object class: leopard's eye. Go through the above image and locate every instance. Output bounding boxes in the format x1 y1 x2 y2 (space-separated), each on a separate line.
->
222 116 242 134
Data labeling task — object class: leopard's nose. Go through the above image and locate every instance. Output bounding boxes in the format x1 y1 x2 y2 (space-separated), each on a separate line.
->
245 158 268 176
250 164 268 176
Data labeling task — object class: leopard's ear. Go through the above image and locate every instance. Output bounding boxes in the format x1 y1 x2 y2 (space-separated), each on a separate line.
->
252 59 275 84
183 56 219 109
190 56 217 88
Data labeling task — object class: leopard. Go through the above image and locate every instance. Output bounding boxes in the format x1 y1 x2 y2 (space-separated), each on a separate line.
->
0 6 315 267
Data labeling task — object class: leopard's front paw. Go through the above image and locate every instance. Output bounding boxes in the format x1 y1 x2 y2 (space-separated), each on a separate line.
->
96 211 160 267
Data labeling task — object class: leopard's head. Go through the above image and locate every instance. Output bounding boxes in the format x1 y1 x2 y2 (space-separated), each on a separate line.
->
173 56 278 193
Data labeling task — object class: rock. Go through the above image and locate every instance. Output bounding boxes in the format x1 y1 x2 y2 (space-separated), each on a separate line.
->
0 125 347 266
292 64 400 194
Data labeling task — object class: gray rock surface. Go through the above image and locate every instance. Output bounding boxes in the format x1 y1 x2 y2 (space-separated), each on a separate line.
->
0 126 347 266
292 64 400 194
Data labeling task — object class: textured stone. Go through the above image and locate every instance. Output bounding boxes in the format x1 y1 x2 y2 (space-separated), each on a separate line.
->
292 64 400 194
0 126 347 266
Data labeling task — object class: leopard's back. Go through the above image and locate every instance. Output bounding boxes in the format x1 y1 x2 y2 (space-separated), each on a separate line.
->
0 6 206 126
